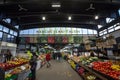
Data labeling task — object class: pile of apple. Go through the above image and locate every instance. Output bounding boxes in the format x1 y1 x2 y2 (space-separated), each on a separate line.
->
0 58 29 70
92 61 120 79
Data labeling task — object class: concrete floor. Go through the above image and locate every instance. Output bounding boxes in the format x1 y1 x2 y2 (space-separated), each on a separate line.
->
36 60 83 80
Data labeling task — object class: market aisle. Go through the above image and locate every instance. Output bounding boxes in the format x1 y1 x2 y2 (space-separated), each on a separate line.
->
36 60 83 80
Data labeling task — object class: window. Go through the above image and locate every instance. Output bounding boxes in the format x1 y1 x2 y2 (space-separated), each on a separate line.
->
82 28 87 34
0 25 3 30
98 25 103 29
10 30 13 34
2 18 11 23
3 27 9 33
104 31 107 34
106 17 115 23
28 29 34 34
11 36 14 43
0 32 3 41
71 28 76 34
7 35 11 42
76 28 82 34
88 29 93 34
20 30 24 34
118 9 120 16
34 29 38 34
102 29 107 35
2 33 8 41
15 25 19 29
22 30 29 34
93 30 97 34
108 26 114 30
99 31 103 36
14 32 17 36
99 33 103 36
108 28 114 33
115 25 120 30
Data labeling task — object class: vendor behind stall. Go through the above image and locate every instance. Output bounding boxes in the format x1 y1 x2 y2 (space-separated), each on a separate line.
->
90 51 95 57
6 49 12 61
29 53 37 80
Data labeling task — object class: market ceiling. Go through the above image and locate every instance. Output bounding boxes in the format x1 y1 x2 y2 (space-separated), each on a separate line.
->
0 0 120 30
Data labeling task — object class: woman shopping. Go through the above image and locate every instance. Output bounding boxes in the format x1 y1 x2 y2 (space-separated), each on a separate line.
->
46 53 51 68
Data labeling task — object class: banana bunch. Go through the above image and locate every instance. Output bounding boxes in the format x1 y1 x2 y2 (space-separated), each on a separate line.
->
87 75 96 80
111 65 120 71
5 73 12 78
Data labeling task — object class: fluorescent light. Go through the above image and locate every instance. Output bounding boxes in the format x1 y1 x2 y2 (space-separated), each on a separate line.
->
95 16 99 20
52 4 61 7
52 4 61 8
68 16 72 20
42 16 46 20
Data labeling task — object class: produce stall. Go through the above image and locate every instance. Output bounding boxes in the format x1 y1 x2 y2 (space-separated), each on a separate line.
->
38 54 46 67
0 58 31 80
67 54 120 80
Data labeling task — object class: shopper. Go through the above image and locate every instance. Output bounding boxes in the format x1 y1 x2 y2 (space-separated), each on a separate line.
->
29 54 37 80
52 52 55 60
45 53 51 68
6 49 12 61
58 52 62 61
90 51 95 57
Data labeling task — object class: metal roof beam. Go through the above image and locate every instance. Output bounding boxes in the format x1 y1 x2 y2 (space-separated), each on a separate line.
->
0 20 18 32
19 23 97 30
98 17 120 31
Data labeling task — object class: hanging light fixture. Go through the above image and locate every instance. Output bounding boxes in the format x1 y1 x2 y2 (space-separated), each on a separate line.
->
42 16 46 20
68 16 72 20
95 15 99 20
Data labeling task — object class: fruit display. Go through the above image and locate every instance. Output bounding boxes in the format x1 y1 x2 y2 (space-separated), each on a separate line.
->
69 60 76 69
0 58 29 70
72 56 81 62
79 57 99 65
5 73 12 79
78 67 85 75
5 64 30 80
38 54 46 66
92 61 120 80
38 54 46 61
111 64 120 71
86 75 96 80
83 72 96 80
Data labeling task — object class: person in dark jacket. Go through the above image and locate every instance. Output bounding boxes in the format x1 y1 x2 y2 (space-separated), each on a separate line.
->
29 54 37 80
90 51 95 57
6 49 12 61
58 52 62 61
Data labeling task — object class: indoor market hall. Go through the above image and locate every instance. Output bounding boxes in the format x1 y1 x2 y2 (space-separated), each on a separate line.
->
0 0 120 80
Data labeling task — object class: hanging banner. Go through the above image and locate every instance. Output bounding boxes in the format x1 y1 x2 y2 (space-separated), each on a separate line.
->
34 37 38 43
74 36 79 43
68 36 74 43
20 37 26 43
62 36 68 43
30 37 34 43
37 37 41 43
26 37 30 43
48 36 55 43
40 37 47 43
55 36 62 43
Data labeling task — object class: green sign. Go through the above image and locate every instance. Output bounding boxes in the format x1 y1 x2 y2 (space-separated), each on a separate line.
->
40 37 47 43
74 36 83 43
